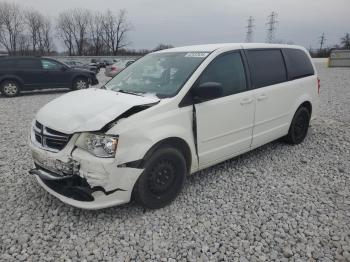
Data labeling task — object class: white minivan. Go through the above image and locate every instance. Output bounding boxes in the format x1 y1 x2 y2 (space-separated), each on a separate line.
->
29 43 319 209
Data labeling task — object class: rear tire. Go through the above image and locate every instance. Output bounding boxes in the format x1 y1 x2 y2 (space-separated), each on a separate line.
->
1 80 20 97
284 107 310 145
72 77 89 90
133 146 187 209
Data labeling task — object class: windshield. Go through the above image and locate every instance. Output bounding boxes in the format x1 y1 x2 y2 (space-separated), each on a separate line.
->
104 52 209 98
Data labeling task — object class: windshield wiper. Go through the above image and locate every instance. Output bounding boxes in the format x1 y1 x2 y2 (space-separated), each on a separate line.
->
117 89 144 96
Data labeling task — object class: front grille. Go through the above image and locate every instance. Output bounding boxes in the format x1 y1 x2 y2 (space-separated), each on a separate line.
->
34 121 70 152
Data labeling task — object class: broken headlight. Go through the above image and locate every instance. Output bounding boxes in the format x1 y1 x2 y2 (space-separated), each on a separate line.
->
76 133 118 158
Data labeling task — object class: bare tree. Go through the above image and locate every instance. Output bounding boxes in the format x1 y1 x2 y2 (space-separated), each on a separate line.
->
38 17 54 54
102 9 132 55
153 43 174 51
89 12 105 55
56 11 75 55
71 9 91 55
23 9 54 55
57 8 132 56
340 33 350 49
17 34 31 55
25 9 43 53
0 2 24 54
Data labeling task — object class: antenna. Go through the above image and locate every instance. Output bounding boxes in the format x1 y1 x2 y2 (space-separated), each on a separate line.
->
266 11 278 43
245 16 254 43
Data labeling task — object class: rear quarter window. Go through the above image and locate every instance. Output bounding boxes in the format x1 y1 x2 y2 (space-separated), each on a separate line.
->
282 49 314 80
246 49 287 88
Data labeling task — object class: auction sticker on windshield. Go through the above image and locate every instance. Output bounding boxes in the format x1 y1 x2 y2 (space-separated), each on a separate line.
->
185 52 209 58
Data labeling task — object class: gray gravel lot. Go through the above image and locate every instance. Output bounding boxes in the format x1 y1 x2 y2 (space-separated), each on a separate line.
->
0 63 349 261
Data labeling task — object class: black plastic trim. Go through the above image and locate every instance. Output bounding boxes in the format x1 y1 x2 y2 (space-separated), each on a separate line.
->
31 167 126 202
118 159 144 168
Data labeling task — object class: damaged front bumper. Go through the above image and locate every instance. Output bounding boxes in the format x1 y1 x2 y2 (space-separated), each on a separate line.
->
29 140 144 209
29 167 95 202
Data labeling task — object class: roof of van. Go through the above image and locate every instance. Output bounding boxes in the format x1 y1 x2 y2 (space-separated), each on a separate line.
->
156 43 305 53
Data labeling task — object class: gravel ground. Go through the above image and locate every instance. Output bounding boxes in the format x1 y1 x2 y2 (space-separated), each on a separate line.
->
0 64 349 261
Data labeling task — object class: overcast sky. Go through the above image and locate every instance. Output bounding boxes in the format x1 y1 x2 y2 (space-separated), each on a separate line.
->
8 0 350 51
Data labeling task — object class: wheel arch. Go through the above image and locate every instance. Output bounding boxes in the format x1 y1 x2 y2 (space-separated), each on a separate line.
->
0 76 24 88
284 100 312 145
145 137 192 173
290 95 313 122
299 101 312 115
125 137 192 174
72 74 89 83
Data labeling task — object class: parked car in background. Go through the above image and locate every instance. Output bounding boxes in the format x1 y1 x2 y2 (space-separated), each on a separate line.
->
105 60 136 77
28 43 319 209
125 60 135 67
0 56 98 97
90 58 115 69
103 59 114 68
90 59 104 69
64 60 99 74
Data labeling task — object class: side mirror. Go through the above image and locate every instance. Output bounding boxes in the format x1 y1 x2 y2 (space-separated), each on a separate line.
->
61 66 68 71
192 82 223 103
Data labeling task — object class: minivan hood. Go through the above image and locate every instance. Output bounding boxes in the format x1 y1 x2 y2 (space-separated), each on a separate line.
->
36 88 159 134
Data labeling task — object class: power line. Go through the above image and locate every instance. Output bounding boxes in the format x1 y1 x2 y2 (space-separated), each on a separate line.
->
245 16 254 43
266 11 278 43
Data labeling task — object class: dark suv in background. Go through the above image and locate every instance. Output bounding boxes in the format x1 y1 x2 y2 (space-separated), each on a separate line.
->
0 57 98 97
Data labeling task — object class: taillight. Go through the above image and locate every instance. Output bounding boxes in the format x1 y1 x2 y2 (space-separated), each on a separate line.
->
317 77 320 94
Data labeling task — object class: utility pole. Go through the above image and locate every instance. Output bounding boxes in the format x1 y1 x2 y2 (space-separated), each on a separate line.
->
266 11 278 43
245 16 254 43
319 33 326 51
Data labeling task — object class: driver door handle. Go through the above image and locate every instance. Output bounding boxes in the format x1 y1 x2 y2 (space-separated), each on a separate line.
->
240 98 253 105
257 94 268 101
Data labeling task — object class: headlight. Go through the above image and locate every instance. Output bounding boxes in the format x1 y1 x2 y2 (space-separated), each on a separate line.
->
76 133 118 158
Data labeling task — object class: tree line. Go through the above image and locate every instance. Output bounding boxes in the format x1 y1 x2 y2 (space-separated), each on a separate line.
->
0 2 53 55
0 1 136 56
309 33 350 58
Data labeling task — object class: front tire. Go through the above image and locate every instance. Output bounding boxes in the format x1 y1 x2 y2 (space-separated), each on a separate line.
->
284 107 311 145
133 147 187 209
72 77 89 90
1 80 20 97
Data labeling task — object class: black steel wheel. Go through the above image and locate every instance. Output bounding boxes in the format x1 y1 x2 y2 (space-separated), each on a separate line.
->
284 107 311 145
133 146 187 209
147 159 176 195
